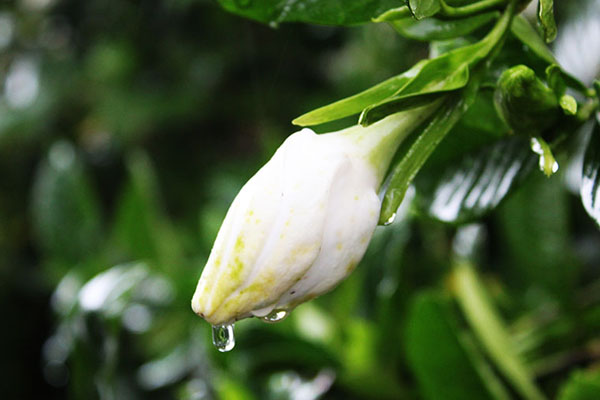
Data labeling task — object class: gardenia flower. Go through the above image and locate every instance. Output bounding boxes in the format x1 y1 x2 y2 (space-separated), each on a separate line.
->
192 105 437 326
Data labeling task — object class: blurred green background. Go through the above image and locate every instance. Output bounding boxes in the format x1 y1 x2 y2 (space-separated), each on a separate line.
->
1 0 599 399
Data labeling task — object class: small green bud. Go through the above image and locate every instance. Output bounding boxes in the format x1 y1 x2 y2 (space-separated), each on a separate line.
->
494 65 559 136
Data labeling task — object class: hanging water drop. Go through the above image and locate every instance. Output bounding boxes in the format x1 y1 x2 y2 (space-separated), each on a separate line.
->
212 324 235 352
260 309 288 323
383 213 396 226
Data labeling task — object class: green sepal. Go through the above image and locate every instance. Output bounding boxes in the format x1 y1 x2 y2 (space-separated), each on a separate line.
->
378 80 479 224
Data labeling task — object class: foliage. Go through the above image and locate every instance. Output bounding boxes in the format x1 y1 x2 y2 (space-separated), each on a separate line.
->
1 0 600 399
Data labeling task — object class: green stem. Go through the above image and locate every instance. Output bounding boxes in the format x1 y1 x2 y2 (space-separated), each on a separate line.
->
440 0 507 18
372 6 411 22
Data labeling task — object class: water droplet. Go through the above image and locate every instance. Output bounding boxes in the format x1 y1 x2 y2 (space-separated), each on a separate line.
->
211 324 235 352
383 213 396 226
260 309 288 323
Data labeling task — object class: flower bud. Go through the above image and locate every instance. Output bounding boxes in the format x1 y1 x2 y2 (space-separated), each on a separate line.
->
192 106 437 325
494 65 559 135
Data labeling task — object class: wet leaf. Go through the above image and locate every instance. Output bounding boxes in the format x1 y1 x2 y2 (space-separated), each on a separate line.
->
405 292 511 400
408 0 441 20
510 15 555 64
416 137 534 223
217 0 404 26
293 61 427 126
359 65 468 126
365 5 515 126
581 121 600 227
537 0 557 43
391 12 498 41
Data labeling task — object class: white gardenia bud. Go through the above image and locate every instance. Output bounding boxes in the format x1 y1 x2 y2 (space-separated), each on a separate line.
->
192 106 437 326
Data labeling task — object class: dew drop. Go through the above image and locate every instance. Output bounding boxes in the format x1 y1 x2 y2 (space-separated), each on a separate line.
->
212 324 235 352
260 309 288 323
383 213 396 226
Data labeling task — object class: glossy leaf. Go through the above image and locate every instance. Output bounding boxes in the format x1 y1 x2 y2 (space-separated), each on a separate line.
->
581 121 600 227
360 65 468 126
453 262 546 400
391 11 498 41
510 15 555 65
405 292 510 400
558 370 600 400
298 4 514 127
538 0 557 43
408 0 441 20
217 0 404 26
368 3 516 126
293 61 427 126
416 137 534 224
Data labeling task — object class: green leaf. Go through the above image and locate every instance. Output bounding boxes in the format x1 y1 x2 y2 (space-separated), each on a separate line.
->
558 370 600 400
360 65 469 126
217 0 405 26
405 292 510 400
391 11 498 41
537 0 557 43
408 0 441 20
31 140 103 264
293 60 428 126
298 3 515 127
452 262 547 400
510 15 555 65
581 121 600 227
367 4 516 126
415 137 534 224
